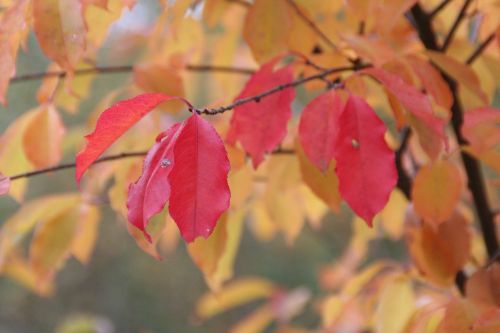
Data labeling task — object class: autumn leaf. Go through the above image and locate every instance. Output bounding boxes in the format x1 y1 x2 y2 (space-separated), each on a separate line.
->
462 107 500 172
33 0 87 71
75 93 188 182
0 0 31 105
243 0 291 63
169 112 231 242
22 105 66 168
412 159 462 227
405 208 472 286
333 93 397 226
426 50 489 105
227 58 294 168
127 123 183 241
298 90 344 172
361 67 447 159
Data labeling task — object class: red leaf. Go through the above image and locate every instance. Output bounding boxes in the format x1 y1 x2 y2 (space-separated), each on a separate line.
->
298 90 344 172
333 94 397 226
75 93 188 183
126 123 183 242
227 58 294 168
361 67 447 158
168 113 231 242
0 172 10 196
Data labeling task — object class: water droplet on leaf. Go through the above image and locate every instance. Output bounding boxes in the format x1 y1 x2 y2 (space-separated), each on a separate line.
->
160 159 171 168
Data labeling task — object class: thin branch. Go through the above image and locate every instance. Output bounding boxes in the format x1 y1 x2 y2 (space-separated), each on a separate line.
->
410 3 499 259
284 0 338 51
429 0 453 18
9 148 296 181
465 32 496 64
10 64 256 84
200 63 371 115
395 128 412 199
9 151 148 181
441 0 472 51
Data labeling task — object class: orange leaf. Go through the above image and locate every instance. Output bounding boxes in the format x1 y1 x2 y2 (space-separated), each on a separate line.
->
33 0 87 70
22 105 66 168
412 160 462 227
405 208 472 286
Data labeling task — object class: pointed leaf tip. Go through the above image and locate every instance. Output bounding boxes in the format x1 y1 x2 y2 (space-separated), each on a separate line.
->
169 113 231 242
334 94 397 226
75 93 187 183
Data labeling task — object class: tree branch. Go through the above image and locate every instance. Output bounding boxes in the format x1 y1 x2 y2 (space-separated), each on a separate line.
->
410 3 499 259
10 151 148 181
429 0 453 18
10 64 256 84
441 0 472 51
8 148 296 181
465 32 496 64
395 128 412 199
200 63 371 115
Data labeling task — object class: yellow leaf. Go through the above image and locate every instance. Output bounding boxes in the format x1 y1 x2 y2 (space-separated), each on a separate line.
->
374 274 415 333
412 160 463 227
55 62 96 114
230 304 274 333
22 104 65 168
71 204 101 264
243 0 291 63
296 142 341 213
249 198 278 242
0 110 37 200
379 189 408 240
196 278 276 319
466 262 500 308
29 206 81 281
33 0 86 70
85 0 127 51
0 193 80 269
1 252 54 296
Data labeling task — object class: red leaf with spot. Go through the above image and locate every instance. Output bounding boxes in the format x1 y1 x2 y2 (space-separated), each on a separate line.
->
126 123 183 242
75 93 188 183
298 90 344 172
168 113 231 242
227 58 294 168
333 93 397 226
361 67 447 159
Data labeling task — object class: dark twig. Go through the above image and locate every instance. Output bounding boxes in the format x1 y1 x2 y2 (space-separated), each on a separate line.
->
465 32 496 64
10 64 256 84
8 147 297 181
9 151 148 181
395 128 412 199
284 0 338 51
441 0 472 51
200 63 371 115
429 0 453 18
